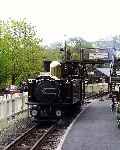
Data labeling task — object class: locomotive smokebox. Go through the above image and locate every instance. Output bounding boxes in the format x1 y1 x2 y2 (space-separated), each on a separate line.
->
44 60 51 72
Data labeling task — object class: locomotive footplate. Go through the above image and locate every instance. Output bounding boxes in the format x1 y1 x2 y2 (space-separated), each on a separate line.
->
27 102 81 121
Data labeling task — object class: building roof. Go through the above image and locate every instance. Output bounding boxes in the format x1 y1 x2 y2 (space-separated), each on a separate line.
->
96 68 110 77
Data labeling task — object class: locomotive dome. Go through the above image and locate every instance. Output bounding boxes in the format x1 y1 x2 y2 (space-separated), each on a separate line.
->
50 61 61 67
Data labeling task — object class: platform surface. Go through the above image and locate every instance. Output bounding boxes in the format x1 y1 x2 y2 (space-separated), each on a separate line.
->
62 96 120 150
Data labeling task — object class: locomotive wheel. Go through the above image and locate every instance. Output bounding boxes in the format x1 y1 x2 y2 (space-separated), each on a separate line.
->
56 110 62 117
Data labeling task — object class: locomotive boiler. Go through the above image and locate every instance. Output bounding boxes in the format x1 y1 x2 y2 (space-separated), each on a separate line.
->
27 60 82 121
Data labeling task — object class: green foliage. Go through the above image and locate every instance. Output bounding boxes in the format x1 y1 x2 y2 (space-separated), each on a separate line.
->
48 37 93 61
0 19 44 88
67 37 93 60
0 19 94 90
46 49 62 61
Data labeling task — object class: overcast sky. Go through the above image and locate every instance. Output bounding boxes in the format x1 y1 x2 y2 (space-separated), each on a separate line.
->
0 0 120 45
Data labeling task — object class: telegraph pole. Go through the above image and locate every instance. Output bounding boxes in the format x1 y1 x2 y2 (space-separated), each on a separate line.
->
79 44 83 103
64 40 67 62
80 46 85 103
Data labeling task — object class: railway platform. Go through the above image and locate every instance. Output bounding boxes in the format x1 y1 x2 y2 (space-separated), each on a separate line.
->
61 96 120 150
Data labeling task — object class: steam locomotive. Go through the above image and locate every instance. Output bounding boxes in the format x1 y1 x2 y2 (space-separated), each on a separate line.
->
27 60 83 121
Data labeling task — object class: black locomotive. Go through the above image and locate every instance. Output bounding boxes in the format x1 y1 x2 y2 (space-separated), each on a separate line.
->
27 60 83 121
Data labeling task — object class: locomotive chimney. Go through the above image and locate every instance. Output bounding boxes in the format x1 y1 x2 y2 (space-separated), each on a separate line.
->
44 60 51 72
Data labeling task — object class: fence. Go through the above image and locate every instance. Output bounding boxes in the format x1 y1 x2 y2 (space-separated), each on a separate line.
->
0 92 28 121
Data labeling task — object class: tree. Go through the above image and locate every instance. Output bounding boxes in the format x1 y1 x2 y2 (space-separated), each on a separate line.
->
0 19 44 87
49 41 63 50
67 37 93 60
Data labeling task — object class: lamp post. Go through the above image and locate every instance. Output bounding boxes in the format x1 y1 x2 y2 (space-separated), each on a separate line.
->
64 34 67 62
64 40 67 62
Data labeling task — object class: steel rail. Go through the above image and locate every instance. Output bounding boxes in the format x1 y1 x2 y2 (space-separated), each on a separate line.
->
4 125 36 150
4 124 56 150
30 124 56 150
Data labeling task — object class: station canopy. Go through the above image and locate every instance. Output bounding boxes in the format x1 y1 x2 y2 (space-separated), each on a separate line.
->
96 68 110 77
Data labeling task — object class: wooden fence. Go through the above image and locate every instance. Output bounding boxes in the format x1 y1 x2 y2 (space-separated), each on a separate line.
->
0 92 28 121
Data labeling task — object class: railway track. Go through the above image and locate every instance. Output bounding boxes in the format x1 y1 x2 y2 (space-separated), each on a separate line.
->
2 117 76 150
3 124 56 150
39 127 65 150
1 95 100 150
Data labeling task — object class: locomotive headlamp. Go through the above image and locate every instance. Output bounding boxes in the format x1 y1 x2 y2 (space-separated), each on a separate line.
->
31 110 38 116
56 110 62 117
33 104 37 107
